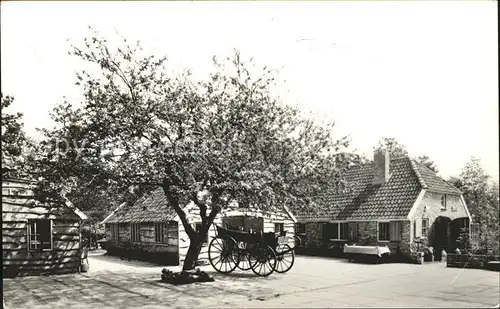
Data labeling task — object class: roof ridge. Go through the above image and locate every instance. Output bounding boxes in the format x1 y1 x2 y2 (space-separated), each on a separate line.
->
409 158 428 189
411 159 462 194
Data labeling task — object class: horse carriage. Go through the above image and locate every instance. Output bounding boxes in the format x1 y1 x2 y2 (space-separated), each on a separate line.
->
208 225 300 277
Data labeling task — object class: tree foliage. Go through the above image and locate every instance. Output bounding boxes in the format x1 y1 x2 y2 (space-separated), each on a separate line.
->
1 94 30 178
26 32 356 270
373 137 409 158
416 154 439 173
455 157 499 253
374 137 439 173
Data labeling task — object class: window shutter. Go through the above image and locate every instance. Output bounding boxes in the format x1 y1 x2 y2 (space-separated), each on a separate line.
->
389 222 401 241
348 222 358 241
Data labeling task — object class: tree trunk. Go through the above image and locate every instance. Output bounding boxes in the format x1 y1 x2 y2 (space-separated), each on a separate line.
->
182 236 204 271
94 224 98 249
182 221 213 271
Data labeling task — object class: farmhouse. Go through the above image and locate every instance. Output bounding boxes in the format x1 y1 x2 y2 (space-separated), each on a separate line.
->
101 187 297 265
294 150 474 262
2 178 88 277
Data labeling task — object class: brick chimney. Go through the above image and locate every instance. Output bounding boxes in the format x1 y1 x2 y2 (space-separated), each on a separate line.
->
373 149 390 185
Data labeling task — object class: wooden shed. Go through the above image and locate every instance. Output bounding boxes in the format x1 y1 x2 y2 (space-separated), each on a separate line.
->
102 187 297 266
2 178 88 277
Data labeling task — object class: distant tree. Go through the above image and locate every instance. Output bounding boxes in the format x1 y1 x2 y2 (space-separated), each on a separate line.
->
26 32 356 271
374 137 408 158
416 154 439 173
485 181 499 254
447 176 463 189
1 94 30 178
458 157 499 253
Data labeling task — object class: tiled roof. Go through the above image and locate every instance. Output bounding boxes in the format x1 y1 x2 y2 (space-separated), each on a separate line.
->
104 187 294 224
296 157 426 222
411 160 462 195
104 187 177 223
104 157 462 224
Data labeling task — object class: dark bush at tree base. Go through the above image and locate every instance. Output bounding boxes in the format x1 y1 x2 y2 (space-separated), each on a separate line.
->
161 268 214 285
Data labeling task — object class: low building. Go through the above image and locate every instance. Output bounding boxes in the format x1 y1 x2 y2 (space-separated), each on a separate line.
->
294 150 473 262
101 187 297 265
2 178 88 277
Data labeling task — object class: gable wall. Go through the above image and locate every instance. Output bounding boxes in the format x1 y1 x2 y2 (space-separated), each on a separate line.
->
2 180 82 277
410 191 469 241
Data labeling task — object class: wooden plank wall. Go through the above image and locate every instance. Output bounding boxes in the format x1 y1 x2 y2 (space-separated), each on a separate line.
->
2 180 82 277
262 211 296 248
102 199 296 266
140 223 155 243
118 223 130 242
103 221 179 265
163 222 179 246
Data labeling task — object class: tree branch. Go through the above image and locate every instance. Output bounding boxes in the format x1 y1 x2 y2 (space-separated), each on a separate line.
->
162 184 195 238
191 192 208 223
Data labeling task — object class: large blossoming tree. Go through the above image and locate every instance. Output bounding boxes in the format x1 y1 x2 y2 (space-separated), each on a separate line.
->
27 32 356 271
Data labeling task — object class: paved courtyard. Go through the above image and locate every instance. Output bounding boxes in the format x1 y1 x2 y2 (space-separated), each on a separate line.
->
3 251 499 308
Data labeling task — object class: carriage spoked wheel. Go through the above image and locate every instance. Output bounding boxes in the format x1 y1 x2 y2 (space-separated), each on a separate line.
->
236 242 252 271
208 236 240 274
274 244 295 273
249 244 277 277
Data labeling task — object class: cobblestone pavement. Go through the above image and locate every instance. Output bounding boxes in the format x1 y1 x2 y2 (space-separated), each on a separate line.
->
3 253 499 308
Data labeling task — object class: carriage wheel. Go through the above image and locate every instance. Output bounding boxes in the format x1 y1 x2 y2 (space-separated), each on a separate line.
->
275 244 295 273
249 245 277 277
208 236 239 274
236 242 252 271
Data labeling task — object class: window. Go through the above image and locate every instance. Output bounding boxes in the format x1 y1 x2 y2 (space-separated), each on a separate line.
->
413 220 417 239
275 223 284 233
441 194 447 210
155 223 166 243
421 219 429 237
378 222 390 241
323 223 339 240
322 223 348 240
131 223 140 242
194 223 208 245
28 219 52 250
296 223 306 235
110 224 119 240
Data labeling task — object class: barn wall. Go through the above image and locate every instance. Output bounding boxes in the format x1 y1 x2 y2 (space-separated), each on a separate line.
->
2 180 82 277
103 198 296 267
263 212 296 248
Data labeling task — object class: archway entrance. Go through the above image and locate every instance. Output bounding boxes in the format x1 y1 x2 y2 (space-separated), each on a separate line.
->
429 216 452 261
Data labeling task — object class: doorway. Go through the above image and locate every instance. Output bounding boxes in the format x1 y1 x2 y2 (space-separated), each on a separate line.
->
429 216 452 261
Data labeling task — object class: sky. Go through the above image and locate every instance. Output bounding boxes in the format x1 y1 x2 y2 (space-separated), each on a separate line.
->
1 1 498 181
